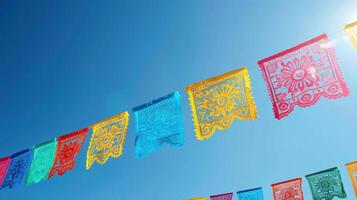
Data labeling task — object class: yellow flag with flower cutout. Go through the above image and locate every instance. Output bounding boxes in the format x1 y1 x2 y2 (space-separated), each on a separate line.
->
86 112 129 170
185 67 257 140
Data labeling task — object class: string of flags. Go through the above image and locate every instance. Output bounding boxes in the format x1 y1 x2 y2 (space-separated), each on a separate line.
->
0 20 356 199
190 167 357 200
189 167 351 200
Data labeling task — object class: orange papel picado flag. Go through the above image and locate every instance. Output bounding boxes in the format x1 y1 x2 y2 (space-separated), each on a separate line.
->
346 161 357 197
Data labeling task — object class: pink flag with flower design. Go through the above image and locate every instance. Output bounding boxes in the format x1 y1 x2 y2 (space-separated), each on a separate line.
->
0 157 11 187
258 34 349 119
210 192 233 200
272 178 304 200
48 128 88 178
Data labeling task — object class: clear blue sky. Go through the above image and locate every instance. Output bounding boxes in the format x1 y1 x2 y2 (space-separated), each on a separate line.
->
1 1 357 199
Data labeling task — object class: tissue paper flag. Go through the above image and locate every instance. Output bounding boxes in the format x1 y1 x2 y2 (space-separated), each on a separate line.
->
86 112 129 169
133 92 184 159
272 178 304 200
258 34 349 119
185 67 257 140
306 167 346 200
49 128 88 178
1 149 32 189
25 139 57 185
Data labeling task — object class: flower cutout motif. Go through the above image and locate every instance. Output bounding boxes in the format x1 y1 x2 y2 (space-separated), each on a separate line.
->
280 55 316 95
152 110 172 136
200 82 240 118
60 142 80 165
282 188 297 200
95 127 117 151
321 180 330 189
